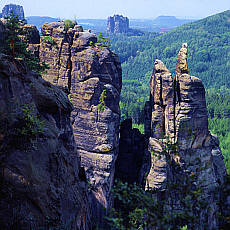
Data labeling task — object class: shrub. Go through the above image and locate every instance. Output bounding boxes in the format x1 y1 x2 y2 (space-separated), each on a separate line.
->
64 20 74 29
97 90 106 113
96 32 111 48
42 35 54 45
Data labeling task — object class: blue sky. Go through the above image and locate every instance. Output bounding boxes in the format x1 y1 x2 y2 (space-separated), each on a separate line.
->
0 0 229 19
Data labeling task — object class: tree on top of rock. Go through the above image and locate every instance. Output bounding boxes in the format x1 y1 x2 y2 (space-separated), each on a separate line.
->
1 12 48 74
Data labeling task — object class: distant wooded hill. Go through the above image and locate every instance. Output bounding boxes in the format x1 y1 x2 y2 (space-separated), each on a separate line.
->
116 10 230 89
26 16 59 30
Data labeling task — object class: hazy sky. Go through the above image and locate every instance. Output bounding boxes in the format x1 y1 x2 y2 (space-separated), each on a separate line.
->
0 0 229 19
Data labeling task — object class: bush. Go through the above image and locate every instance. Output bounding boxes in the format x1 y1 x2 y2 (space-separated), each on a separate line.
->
1 12 49 74
42 35 54 45
64 20 75 29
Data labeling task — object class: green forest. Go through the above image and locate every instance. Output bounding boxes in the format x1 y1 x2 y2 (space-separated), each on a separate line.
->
109 10 230 173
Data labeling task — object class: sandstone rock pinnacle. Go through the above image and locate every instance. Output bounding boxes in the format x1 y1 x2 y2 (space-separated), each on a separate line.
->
1 4 25 20
39 21 122 227
145 44 227 229
107 15 129 33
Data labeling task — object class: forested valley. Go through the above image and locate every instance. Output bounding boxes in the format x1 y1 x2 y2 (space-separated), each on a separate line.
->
109 10 230 173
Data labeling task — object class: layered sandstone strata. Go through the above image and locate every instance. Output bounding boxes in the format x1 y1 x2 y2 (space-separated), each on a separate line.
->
39 21 122 226
145 44 227 229
0 54 91 229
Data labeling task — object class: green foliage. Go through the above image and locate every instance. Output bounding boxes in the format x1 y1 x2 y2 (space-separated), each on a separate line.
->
0 104 44 154
19 105 44 138
107 176 206 229
105 180 149 230
42 35 54 45
2 12 24 57
97 90 106 113
119 71 150 123
1 12 49 74
64 19 75 29
96 32 111 48
110 32 159 63
117 10 230 89
67 93 71 102
206 88 230 174
132 123 144 134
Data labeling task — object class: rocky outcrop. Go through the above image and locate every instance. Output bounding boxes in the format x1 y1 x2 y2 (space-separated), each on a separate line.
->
0 54 91 229
39 21 122 227
115 119 150 187
107 15 129 33
20 24 40 44
1 4 25 20
0 20 5 41
145 44 227 229
20 24 40 58
0 19 40 58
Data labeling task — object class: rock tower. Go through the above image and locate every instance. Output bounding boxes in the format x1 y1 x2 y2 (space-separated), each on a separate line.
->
144 43 227 229
39 21 122 227
107 15 129 33
1 4 25 20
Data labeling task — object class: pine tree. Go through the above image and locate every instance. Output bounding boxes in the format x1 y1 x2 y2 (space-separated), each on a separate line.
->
1 12 48 73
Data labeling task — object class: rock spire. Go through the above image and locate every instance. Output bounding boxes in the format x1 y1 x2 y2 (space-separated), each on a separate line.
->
144 44 227 229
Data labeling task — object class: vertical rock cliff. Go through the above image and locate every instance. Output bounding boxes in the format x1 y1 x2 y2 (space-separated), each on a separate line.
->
0 54 91 229
39 21 122 226
145 44 227 229
107 15 129 34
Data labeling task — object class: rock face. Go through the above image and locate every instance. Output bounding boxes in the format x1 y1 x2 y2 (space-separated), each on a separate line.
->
115 119 150 187
20 24 40 58
39 21 122 227
0 20 5 41
107 15 129 33
0 54 91 229
145 44 227 229
20 24 40 44
1 4 25 20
